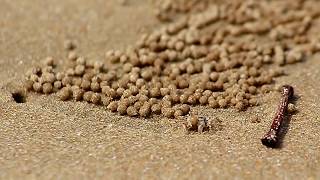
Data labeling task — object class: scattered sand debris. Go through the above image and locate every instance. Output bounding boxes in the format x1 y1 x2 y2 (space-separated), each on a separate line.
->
24 0 319 119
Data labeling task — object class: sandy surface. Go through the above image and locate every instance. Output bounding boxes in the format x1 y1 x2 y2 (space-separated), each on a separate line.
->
0 0 320 179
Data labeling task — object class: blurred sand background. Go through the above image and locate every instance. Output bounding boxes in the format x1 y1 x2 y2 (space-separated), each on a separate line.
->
0 0 320 179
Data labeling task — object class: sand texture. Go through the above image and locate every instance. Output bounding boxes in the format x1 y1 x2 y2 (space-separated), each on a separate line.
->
0 0 320 179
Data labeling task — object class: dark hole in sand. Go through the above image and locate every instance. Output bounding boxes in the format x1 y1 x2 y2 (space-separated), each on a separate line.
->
12 92 26 103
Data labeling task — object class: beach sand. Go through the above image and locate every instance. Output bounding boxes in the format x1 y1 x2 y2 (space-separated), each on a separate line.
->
0 0 320 179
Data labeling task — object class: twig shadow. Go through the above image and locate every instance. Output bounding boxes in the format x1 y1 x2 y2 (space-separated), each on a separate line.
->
291 94 300 104
275 114 292 148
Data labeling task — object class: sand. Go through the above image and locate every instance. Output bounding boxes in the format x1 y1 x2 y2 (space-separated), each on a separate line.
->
0 0 320 179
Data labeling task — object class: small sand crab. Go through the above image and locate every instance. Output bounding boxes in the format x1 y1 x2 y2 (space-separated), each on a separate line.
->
183 112 221 133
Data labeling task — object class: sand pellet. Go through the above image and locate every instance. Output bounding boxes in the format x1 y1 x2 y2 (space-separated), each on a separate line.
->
117 102 128 115
33 82 42 92
62 76 72 86
107 101 118 112
83 91 93 102
42 73 56 83
43 57 55 66
91 93 101 104
174 109 183 118
139 102 151 117
151 103 162 114
42 83 53 94
127 106 138 116
81 80 91 90
75 65 85 76
73 88 84 101
162 107 174 118
68 51 78 61
101 95 111 106
58 87 71 101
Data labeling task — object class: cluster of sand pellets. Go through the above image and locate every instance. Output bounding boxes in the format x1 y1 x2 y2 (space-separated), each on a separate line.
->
24 0 320 118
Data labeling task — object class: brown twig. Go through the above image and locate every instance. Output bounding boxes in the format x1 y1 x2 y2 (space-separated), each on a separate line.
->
261 85 294 148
